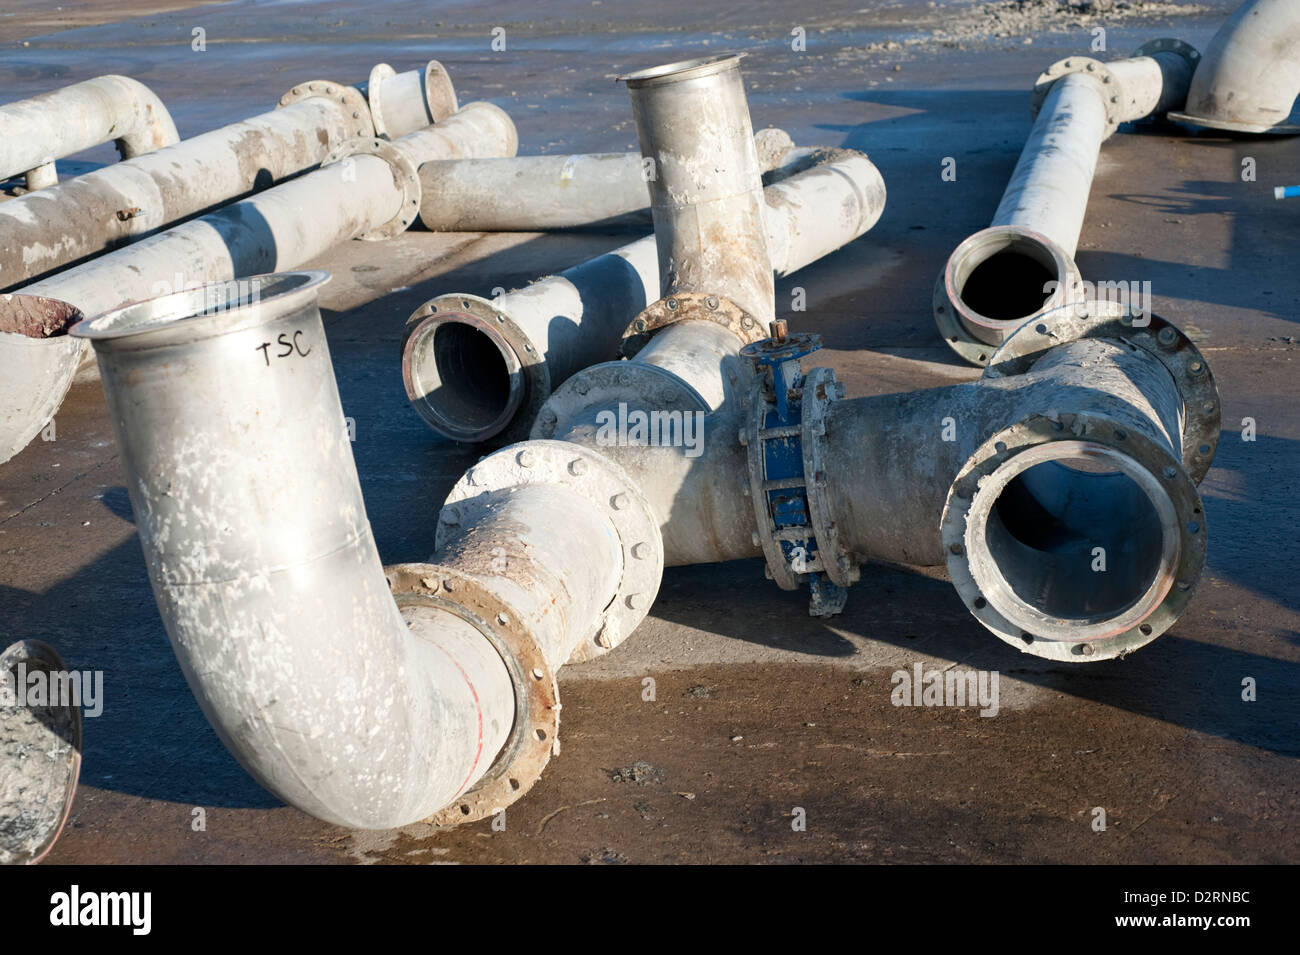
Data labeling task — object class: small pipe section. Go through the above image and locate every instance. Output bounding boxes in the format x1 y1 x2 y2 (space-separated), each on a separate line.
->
623 54 775 325
935 41 1199 365
72 274 516 829
1169 0 1300 134
416 128 797 232
0 75 179 184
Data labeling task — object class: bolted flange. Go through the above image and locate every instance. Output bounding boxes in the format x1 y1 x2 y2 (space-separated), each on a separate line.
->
619 292 764 359
1029 56 1124 136
386 564 558 826
941 413 1206 662
984 299 1221 485
276 79 374 139
321 137 421 241
402 293 537 444
436 440 665 662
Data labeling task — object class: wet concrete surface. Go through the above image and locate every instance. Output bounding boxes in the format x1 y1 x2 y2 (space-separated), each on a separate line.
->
1 0 1297 863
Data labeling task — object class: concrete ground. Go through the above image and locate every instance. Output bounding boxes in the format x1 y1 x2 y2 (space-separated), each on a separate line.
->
1 0 1296 864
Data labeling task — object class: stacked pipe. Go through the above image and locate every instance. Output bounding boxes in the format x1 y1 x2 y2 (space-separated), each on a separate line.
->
1 79 517 466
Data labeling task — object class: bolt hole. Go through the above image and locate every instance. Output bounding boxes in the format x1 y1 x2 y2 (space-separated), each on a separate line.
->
973 597 987 610
509 778 520 791
535 728 547 741
1020 632 1035 644
459 804 470 815
1139 624 1153 636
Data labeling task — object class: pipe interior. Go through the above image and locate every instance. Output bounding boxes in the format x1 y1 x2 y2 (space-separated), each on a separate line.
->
416 321 517 436
957 239 1060 324
980 455 1169 622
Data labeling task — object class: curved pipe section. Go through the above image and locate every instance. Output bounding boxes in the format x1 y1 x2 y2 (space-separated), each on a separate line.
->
1170 0 1300 134
0 75 179 188
0 296 84 464
935 41 1199 365
1 103 516 468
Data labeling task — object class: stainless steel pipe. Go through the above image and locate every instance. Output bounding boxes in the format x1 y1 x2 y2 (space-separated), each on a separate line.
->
0 103 516 467
416 127 797 232
76 272 661 827
935 40 1200 365
1169 0 1300 134
0 76 179 190
1 60 457 290
72 274 515 829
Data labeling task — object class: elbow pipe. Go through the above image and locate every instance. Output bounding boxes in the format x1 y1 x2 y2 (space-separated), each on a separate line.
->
548 301 1219 659
1169 0 1300 135
0 103 517 468
402 148 885 445
0 75 179 189
2 59 456 291
415 127 797 232
72 272 660 828
934 40 1200 365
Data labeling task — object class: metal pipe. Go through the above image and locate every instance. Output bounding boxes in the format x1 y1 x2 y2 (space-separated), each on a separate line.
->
1 61 455 290
934 40 1200 366
404 149 885 444
71 273 515 829
416 127 796 232
0 103 516 467
1169 0 1300 134
624 54 775 325
548 301 1219 660
356 60 459 138
0 76 179 187
74 272 661 827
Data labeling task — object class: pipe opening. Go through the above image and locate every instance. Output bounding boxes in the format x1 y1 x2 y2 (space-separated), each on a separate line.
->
405 315 524 441
620 54 739 88
0 295 82 339
954 237 1061 324
968 443 1179 636
74 271 328 344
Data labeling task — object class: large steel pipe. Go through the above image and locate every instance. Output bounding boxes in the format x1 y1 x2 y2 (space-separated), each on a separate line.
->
75 272 660 827
1169 0 1300 134
0 76 178 190
416 127 797 232
0 61 458 291
935 40 1200 365
71 274 515 829
545 302 1219 661
0 103 516 467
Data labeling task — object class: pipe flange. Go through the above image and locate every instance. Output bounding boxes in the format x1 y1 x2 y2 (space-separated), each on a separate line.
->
404 293 542 443
276 80 374 139
322 138 421 241
532 360 707 441
619 292 764 359
800 366 858 588
438 440 665 662
366 60 460 138
1029 56 1123 134
984 300 1221 485
385 564 558 826
1131 37 1202 75
941 413 1206 662
933 224 1083 367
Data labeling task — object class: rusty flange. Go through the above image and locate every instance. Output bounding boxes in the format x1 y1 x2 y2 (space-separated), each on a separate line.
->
276 79 374 139
322 137 421 241
386 564 559 827
619 292 763 359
